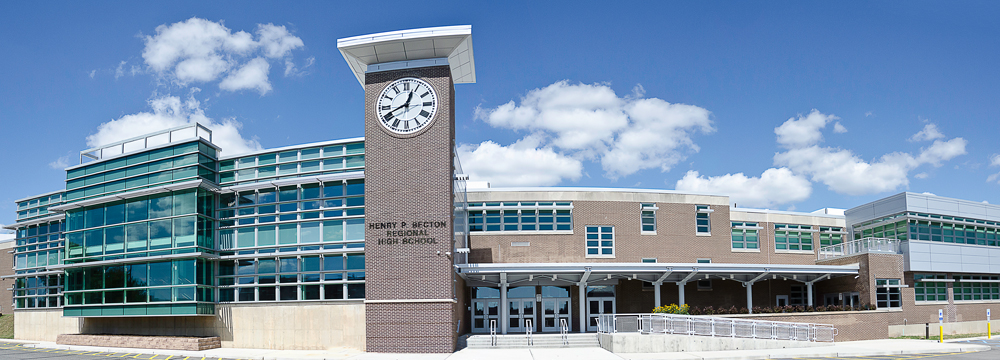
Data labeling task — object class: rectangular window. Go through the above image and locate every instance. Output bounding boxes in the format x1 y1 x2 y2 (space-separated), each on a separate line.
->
585 226 614 257
774 224 814 251
467 202 573 233
696 205 711 234
641 203 656 234
953 275 1000 301
641 258 657 263
876 279 902 308
730 222 759 250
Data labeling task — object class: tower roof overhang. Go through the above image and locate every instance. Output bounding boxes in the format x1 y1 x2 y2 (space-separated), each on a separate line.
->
337 25 475 87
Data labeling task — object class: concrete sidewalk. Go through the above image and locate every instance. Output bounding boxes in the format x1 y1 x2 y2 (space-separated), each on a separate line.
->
10 338 992 360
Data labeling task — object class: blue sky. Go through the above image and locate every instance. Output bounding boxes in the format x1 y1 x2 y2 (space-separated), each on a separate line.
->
2 1 1000 227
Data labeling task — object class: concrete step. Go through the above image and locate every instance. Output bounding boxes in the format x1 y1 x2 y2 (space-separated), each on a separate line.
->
466 334 600 349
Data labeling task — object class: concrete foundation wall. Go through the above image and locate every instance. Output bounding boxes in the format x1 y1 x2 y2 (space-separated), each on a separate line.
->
74 302 365 351
14 309 82 342
889 320 996 337
598 333 828 353
722 310 891 341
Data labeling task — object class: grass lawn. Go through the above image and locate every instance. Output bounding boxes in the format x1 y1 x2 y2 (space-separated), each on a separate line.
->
893 331 1000 340
0 315 12 339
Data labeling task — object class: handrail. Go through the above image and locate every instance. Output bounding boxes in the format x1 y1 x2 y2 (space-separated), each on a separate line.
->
525 319 533 346
599 313 837 342
489 319 497 347
818 237 900 261
560 318 569 346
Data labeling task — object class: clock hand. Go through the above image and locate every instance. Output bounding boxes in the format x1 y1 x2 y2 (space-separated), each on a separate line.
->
389 92 415 113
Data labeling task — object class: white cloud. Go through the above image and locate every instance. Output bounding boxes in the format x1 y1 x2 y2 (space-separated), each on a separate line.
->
833 122 847 133
987 154 1000 183
220 58 272 95
284 56 314 77
916 138 968 166
140 18 303 92
922 192 936 196
87 94 262 157
89 70 96 79
0 232 14 242
914 172 929 179
49 155 69 170
256 24 304 58
775 146 918 196
675 167 811 208
457 135 583 187
476 81 713 179
909 123 945 142
770 111 967 196
774 109 839 149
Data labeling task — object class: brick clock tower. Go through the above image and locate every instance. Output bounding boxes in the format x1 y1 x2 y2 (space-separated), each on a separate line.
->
338 26 476 352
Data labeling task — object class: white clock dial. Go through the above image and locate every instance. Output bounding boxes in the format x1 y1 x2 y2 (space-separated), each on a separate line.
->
375 77 438 135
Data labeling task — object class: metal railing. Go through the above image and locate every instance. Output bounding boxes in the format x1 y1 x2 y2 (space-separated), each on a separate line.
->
525 319 534 346
489 320 497 346
818 237 901 261
560 318 569 346
598 313 837 342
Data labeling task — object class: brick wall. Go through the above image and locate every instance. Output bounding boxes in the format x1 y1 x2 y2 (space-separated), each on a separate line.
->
467 201 824 266
363 66 457 353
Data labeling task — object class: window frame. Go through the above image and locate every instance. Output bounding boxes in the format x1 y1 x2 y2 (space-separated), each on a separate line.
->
585 225 615 258
696 205 712 235
641 203 657 235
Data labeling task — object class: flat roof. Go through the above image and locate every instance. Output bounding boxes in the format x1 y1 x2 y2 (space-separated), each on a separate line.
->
338 25 475 87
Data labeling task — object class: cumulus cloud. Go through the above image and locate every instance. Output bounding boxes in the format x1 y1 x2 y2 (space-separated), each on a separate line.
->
773 113 967 195
49 155 69 170
774 109 839 149
87 94 262 156
220 58 272 95
141 17 304 94
909 123 945 142
475 81 713 179
457 135 583 187
675 167 811 208
915 172 929 179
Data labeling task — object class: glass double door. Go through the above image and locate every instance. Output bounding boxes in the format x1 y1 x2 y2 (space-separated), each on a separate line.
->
507 298 535 332
471 300 500 333
541 298 571 332
587 297 615 332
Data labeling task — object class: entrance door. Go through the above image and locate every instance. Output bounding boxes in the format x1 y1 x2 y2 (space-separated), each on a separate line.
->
542 298 571 332
587 297 615 331
471 300 500 333
508 299 535 333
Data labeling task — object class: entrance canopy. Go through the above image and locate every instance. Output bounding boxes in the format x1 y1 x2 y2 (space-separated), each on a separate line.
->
456 262 860 287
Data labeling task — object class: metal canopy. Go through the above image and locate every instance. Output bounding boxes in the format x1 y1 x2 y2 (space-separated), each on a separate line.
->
456 262 859 287
337 25 475 87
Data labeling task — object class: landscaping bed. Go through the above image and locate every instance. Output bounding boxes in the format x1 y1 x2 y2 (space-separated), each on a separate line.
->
56 334 220 351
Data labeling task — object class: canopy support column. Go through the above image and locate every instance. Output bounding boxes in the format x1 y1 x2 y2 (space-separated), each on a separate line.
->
578 267 591 333
654 282 661 308
500 273 508 335
803 274 830 307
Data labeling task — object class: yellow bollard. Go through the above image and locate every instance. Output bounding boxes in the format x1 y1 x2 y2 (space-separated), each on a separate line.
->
939 325 943 343
989 322 992 339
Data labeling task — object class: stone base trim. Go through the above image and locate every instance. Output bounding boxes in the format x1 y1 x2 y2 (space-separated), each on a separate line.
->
56 334 221 351
364 299 457 304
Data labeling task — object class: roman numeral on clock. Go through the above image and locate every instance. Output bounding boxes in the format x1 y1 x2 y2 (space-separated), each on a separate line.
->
420 91 429 98
423 102 433 107
392 119 401 128
381 105 390 111
419 110 431 118
403 82 410 91
382 113 394 123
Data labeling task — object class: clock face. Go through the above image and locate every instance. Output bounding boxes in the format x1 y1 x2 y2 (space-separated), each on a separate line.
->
375 77 438 135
